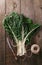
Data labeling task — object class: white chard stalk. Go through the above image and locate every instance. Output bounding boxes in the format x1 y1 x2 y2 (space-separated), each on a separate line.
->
17 40 26 56
17 26 26 56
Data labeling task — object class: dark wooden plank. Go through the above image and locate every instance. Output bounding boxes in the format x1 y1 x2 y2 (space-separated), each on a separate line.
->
31 0 42 65
21 0 35 65
13 0 21 13
0 0 5 65
33 0 42 52
5 0 21 65
21 0 34 20
33 0 42 24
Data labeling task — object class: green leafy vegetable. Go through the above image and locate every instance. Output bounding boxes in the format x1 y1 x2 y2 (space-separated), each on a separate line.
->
3 12 40 44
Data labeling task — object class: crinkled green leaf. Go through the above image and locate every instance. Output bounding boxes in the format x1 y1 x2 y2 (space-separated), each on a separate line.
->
3 12 40 44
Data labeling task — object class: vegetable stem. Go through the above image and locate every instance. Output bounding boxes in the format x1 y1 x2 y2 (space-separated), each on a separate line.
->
23 25 40 44
22 25 24 41
8 24 19 44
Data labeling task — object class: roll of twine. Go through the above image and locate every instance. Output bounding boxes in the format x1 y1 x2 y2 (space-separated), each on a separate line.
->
31 44 40 54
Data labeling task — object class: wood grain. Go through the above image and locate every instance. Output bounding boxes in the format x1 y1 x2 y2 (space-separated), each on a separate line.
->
0 0 42 65
0 0 5 65
33 0 42 24
21 0 34 20
31 0 42 65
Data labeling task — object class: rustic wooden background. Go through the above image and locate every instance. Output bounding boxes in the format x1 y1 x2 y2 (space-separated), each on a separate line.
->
0 0 42 65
